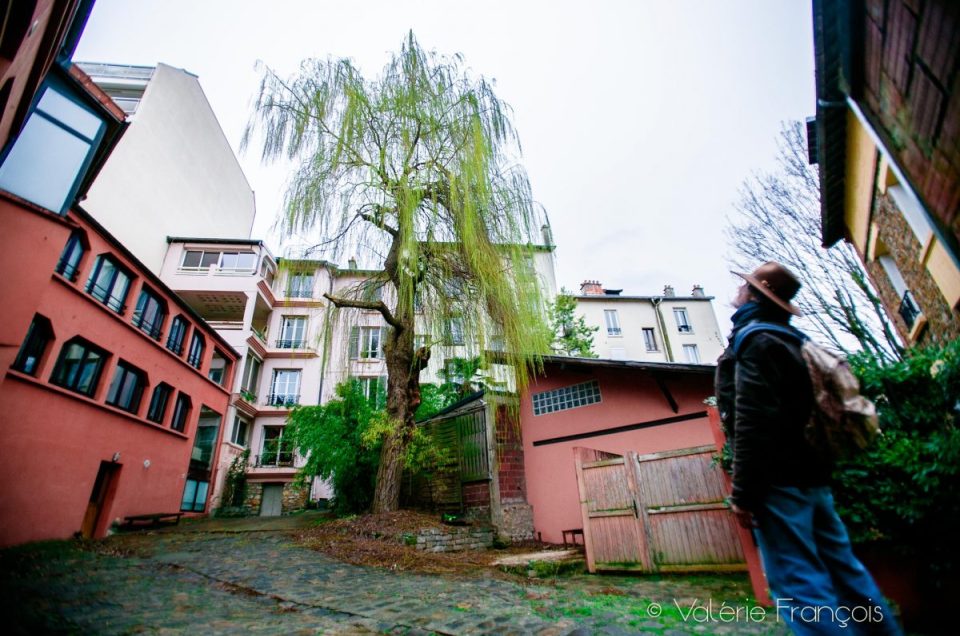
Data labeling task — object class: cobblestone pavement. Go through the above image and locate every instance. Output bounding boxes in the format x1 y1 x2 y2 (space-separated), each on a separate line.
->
3 521 789 635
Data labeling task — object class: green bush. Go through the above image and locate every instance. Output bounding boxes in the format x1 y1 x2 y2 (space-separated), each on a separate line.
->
835 338 960 586
285 379 458 514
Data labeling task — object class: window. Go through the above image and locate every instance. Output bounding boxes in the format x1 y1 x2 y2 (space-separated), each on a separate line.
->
259 426 293 466
167 316 188 355
268 369 301 406
132 287 166 339
286 272 314 298
106 361 145 413
683 344 701 364
86 255 131 314
241 352 262 395
879 255 922 329
278 316 306 348
888 184 934 246
0 79 107 214
180 250 256 273
50 338 107 397
186 332 204 369
604 310 621 336
673 308 692 333
357 376 386 407
55 232 85 281
171 392 191 432
208 349 228 385
445 317 465 345
532 380 602 416
180 479 208 512
231 415 250 447
642 327 659 352
349 326 382 359
147 383 172 423
13 315 53 376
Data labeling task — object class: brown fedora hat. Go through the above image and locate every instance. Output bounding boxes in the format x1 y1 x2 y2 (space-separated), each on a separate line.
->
733 261 803 316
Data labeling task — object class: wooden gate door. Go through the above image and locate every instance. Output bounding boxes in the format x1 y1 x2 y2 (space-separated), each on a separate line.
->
634 445 745 572
573 447 650 573
574 445 746 573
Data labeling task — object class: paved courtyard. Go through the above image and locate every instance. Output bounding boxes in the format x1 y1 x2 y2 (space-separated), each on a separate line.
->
2 516 788 635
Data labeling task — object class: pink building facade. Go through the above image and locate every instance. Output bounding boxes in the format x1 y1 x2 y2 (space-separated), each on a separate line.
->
519 357 715 544
0 1 238 545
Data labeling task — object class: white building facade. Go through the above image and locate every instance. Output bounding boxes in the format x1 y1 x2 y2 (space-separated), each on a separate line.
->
575 281 726 364
76 62 256 272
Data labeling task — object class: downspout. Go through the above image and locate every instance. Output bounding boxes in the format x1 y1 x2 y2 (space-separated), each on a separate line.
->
652 297 674 362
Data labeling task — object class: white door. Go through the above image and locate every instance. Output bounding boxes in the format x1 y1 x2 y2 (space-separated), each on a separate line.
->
260 484 283 516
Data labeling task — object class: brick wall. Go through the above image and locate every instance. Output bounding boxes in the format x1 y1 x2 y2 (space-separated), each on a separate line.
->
495 406 527 503
462 481 490 522
869 191 960 345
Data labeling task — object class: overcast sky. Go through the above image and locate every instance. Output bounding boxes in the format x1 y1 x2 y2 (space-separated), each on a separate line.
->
73 0 816 328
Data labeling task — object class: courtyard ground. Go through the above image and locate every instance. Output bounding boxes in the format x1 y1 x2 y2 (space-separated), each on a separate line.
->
1 512 789 635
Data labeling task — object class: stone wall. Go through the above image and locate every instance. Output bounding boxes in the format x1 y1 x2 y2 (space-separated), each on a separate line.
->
239 481 307 515
870 191 960 345
499 502 534 542
415 526 494 552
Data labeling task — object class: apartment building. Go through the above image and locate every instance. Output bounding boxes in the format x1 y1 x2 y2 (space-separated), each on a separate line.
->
0 1 237 545
75 61 256 272
160 238 559 515
574 281 725 364
811 0 959 345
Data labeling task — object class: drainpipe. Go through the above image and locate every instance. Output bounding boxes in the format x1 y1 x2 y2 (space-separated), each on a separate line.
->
652 297 674 362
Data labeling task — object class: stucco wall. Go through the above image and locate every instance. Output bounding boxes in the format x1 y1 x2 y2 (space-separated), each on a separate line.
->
82 64 255 272
520 364 715 544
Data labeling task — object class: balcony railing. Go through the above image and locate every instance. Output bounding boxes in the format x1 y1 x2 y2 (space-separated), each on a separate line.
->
255 450 295 467
265 393 300 407
607 327 622 336
274 339 306 349
898 290 922 329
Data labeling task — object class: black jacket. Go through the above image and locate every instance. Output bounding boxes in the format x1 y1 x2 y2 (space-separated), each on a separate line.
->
715 329 832 509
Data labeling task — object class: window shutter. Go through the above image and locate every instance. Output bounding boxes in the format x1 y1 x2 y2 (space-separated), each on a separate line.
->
349 327 359 359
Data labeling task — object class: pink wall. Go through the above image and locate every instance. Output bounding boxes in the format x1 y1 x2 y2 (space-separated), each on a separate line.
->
520 363 715 544
0 209 236 546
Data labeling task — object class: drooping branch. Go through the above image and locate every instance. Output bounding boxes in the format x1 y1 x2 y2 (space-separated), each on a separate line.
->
323 293 404 331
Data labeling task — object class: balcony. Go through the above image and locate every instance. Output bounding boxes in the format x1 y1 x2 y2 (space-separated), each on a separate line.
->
265 393 300 408
898 290 922 330
274 339 306 349
254 450 295 468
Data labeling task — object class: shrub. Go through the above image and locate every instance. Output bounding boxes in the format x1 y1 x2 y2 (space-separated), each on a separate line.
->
834 338 960 587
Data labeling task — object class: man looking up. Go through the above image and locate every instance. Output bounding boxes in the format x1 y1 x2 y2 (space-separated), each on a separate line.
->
715 261 901 635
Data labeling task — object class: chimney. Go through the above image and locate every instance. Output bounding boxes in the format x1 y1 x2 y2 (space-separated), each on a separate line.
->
541 223 554 247
691 284 705 297
663 285 676 297
348 257 358 269
580 280 603 295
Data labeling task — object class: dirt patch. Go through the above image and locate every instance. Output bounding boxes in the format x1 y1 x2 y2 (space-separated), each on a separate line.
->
293 510 568 577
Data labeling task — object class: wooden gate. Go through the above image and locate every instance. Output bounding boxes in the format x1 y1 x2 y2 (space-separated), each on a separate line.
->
574 445 745 573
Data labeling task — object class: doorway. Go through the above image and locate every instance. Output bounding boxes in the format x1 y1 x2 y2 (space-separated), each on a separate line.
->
260 484 283 517
81 461 119 538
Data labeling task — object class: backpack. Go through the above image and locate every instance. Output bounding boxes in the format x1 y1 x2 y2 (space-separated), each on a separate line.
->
732 322 880 461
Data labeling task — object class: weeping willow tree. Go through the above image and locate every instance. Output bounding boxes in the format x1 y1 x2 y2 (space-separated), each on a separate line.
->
244 32 551 512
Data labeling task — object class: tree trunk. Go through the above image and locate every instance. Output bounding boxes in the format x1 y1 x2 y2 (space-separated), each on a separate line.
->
370 320 425 513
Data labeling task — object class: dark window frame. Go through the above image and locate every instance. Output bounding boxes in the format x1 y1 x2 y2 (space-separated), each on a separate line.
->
49 337 108 397
85 254 132 314
146 382 172 424
132 286 167 340
167 315 188 355
171 392 191 433
186 332 204 369
105 360 146 414
55 231 86 281
12 314 53 376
